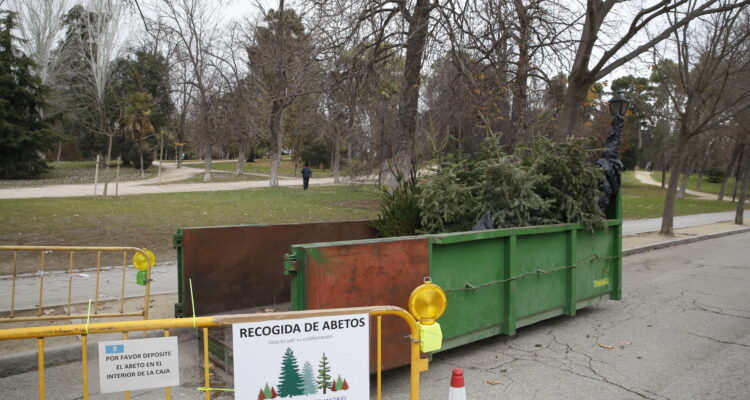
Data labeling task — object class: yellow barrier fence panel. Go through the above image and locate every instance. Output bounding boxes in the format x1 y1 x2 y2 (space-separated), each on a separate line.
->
0 306 429 400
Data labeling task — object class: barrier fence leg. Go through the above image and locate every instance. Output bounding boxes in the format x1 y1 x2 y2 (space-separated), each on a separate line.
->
203 328 210 400
38 338 45 400
82 335 89 400
376 316 382 400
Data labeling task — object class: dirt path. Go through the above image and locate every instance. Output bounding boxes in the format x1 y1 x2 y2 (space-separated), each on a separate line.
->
0 162 367 199
633 170 717 200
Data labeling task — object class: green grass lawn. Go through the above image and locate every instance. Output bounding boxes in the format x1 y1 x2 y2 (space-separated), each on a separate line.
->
0 161 157 188
0 185 381 271
649 171 737 196
623 171 736 219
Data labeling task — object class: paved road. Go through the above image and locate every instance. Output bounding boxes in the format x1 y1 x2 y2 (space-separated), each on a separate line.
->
381 231 750 399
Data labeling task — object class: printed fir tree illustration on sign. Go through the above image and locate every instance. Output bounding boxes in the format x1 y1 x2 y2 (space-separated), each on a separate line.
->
257 348 350 398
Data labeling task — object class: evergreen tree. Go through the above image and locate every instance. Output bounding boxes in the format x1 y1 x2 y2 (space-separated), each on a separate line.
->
316 353 332 394
301 361 317 395
277 347 304 397
342 379 349 390
263 383 272 398
0 11 54 178
331 381 337 391
270 387 277 398
336 375 343 389
257 388 266 400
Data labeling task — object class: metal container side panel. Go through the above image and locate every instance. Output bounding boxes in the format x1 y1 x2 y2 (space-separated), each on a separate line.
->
178 221 375 317
513 231 569 322
428 236 507 350
574 228 617 303
293 238 430 372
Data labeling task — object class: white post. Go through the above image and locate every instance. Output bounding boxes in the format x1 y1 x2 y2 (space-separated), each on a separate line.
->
93 154 100 196
158 131 164 185
115 156 121 197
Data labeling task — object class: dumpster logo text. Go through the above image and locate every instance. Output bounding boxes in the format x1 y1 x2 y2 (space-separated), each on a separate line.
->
594 278 609 288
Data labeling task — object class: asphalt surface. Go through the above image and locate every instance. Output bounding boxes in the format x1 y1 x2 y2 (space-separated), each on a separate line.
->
380 231 750 399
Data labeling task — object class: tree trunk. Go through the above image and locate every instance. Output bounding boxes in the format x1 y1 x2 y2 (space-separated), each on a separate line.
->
392 0 431 187
332 125 340 183
660 135 691 235
103 134 114 196
269 100 284 187
677 172 689 199
732 145 744 202
558 82 590 141
235 145 245 176
203 143 213 182
511 0 530 145
56 141 63 162
718 142 741 200
735 145 749 225
661 154 666 188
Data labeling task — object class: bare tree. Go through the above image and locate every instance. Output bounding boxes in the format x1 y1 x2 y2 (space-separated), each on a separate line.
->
246 1 319 187
11 0 72 160
658 7 750 235
74 0 127 195
154 0 223 182
557 0 750 140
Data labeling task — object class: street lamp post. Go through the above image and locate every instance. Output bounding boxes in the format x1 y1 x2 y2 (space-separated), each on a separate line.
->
596 92 629 214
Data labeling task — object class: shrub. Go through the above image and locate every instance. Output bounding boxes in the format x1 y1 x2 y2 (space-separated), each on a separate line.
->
369 173 422 237
704 166 724 184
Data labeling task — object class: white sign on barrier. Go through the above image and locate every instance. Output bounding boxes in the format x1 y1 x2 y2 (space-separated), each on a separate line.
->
98 336 180 393
233 314 370 399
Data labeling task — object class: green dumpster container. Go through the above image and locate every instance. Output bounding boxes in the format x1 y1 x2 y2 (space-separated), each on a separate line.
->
285 193 622 368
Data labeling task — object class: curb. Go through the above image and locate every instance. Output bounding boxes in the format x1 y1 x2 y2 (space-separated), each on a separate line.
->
623 226 750 257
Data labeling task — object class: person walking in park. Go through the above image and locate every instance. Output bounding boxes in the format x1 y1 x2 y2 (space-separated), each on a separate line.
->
301 163 312 190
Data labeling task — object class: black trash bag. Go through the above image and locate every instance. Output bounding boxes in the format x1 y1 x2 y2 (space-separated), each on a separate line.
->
596 113 624 213
472 211 496 231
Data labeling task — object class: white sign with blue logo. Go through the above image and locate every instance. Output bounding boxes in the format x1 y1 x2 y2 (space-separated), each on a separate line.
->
98 336 180 393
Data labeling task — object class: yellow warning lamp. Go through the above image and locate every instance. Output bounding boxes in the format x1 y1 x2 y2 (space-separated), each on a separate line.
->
408 277 447 353
133 249 156 271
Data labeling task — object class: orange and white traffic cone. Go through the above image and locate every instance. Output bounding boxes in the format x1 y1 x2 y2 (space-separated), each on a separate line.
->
448 368 466 400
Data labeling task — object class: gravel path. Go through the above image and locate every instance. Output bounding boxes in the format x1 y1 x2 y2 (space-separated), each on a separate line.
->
634 170 717 200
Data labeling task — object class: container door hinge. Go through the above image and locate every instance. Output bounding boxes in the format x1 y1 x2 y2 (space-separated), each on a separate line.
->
283 253 298 275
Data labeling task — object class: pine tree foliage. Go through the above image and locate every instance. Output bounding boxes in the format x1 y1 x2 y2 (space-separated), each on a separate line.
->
0 11 54 179
370 172 422 237
522 136 606 231
277 347 304 397
374 135 607 236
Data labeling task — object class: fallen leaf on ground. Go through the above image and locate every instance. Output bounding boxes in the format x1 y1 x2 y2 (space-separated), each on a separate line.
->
486 380 502 385
598 344 616 349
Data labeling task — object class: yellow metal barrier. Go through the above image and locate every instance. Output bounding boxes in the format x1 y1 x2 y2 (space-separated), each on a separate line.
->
0 246 153 323
0 305 428 400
